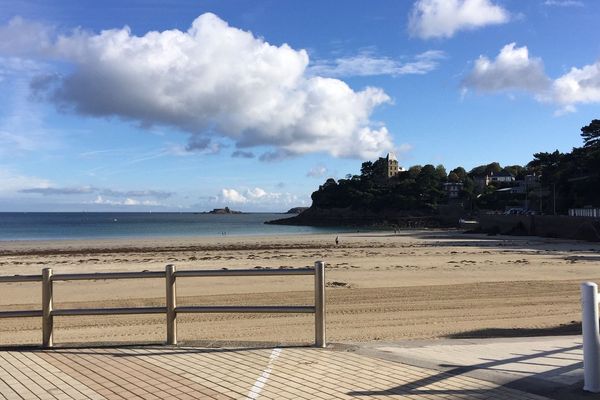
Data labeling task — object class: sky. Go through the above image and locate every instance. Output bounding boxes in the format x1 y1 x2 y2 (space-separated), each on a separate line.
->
0 0 599 212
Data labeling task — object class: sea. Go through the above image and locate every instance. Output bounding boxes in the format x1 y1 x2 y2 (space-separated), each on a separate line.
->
0 212 345 241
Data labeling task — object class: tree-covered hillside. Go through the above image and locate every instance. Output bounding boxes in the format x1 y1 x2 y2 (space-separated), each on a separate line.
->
309 120 600 215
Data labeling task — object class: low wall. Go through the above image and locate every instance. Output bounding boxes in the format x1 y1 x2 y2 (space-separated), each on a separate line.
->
478 214 600 242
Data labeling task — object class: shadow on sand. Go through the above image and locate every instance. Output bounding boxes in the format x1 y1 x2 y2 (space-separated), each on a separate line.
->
446 321 582 339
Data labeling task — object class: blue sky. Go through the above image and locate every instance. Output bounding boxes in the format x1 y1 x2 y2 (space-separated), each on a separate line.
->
0 0 599 211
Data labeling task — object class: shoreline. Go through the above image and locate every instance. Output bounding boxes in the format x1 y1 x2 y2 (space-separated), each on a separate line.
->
0 230 367 254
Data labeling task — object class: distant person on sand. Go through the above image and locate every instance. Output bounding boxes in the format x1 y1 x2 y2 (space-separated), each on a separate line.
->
335 236 339 245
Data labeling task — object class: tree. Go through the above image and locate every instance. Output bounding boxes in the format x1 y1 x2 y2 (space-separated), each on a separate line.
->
485 162 502 176
360 161 374 178
407 165 422 180
450 167 468 182
503 165 526 179
527 150 562 174
581 119 600 148
435 164 447 181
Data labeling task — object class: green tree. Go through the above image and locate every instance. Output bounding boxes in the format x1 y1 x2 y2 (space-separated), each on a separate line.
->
435 164 447 181
485 162 502 176
450 167 468 182
581 119 600 148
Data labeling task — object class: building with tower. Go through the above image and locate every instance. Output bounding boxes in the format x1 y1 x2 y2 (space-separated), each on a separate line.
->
379 152 403 178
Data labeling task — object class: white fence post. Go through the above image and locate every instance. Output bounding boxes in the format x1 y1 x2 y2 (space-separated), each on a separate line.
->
581 282 600 393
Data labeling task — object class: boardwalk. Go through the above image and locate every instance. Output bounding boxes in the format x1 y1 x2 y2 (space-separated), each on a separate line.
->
0 346 548 400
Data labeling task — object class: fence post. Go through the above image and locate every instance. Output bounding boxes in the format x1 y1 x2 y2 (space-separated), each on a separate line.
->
314 261 326 348
581 282 600 392
166 264 177 345
42 268 53 348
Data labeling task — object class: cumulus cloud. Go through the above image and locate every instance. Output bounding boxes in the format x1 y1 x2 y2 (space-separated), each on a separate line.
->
0 13 395 159
220 189 249 203
463 43 600 114
0 17 54 58
463 43 550 92
306 164 328 178
309 50 445 78
409 0 510 39
547 62 600 111
217 187 299 205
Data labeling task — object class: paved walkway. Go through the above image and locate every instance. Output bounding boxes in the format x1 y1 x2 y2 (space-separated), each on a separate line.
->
354 335 585 400
0 345 549 400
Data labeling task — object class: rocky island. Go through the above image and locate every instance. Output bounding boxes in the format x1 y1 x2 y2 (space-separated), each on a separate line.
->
205 207 242 214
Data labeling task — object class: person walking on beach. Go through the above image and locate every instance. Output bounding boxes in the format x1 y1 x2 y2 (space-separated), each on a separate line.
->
335 236 339 245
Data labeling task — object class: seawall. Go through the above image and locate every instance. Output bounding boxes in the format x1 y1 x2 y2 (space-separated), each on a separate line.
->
478 214 600 242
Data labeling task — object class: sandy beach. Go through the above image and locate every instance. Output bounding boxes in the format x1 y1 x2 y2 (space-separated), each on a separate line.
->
0 230 598 346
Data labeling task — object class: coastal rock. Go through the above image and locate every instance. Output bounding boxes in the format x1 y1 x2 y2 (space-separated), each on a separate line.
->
266 206 443 228
285 207 309 214
205 207 242 214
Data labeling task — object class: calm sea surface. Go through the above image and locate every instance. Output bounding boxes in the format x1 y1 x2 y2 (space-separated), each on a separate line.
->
0 212 345 241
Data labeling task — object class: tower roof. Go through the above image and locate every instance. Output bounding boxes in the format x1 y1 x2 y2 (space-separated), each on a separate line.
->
387 152 397 161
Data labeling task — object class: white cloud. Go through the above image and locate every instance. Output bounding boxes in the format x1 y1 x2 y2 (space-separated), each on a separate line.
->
0 17 54 58
409 0 510 39
463 43 600 114
309 50 445 78
220 189 248 203
92 196 160 206
0 14 395 159
543 0 583 7
306 164 328 178
217 187 300 206
463 43 550 92
0 168 51 195
547 61 600 112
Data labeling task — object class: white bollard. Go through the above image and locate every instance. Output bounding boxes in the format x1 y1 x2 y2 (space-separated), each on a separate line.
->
581 282 600 392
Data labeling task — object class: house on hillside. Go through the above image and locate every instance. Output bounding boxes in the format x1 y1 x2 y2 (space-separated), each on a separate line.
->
511 174 541 194
474 175 491 189
489 171 515 183
443 182 463 199
474 171 515 189
379 152 404 178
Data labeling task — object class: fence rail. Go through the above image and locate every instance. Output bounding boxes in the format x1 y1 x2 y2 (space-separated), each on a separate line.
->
0 262 326 348
570 208 600 218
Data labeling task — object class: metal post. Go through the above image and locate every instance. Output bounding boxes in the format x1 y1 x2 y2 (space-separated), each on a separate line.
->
42 268 53 348
166 264 177 345
314 261 326 348
581 282 600 392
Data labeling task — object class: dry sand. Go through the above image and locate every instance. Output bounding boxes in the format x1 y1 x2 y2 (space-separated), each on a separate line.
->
0 230 599 346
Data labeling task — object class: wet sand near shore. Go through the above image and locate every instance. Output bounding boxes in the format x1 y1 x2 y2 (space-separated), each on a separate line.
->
0 230 598 346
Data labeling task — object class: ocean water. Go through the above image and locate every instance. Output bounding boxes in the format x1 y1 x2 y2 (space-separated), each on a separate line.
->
0 212 344 241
